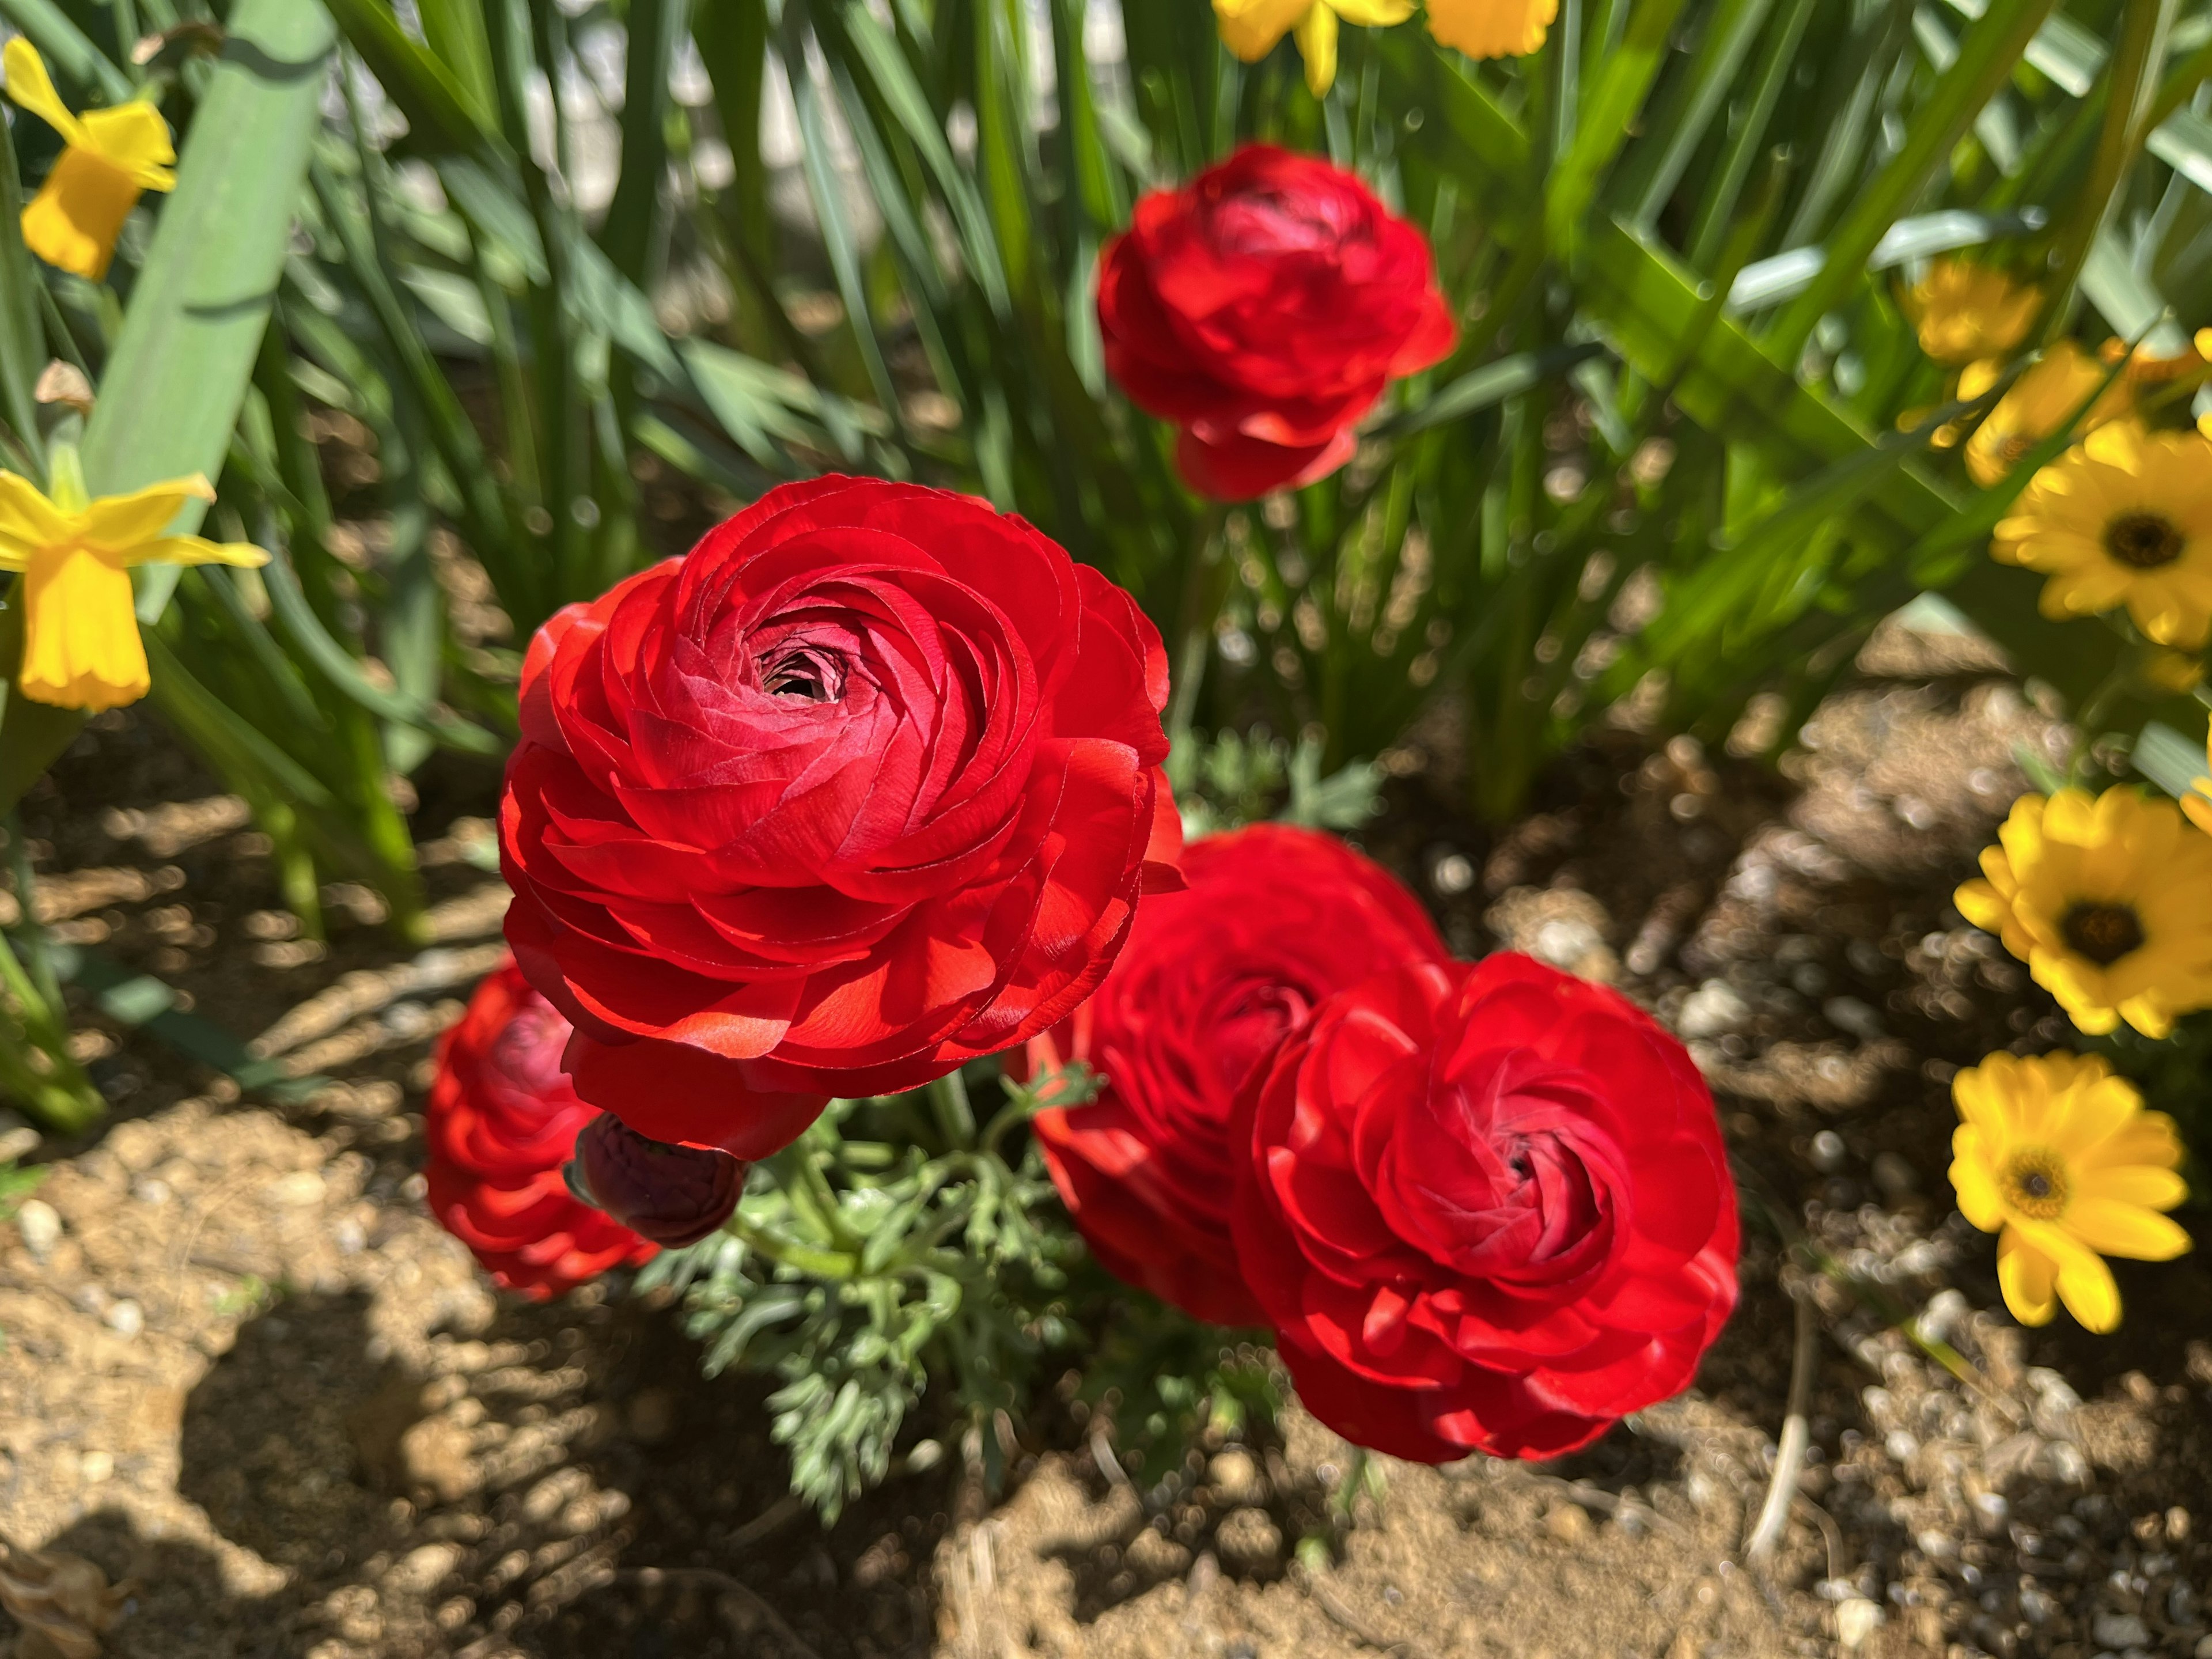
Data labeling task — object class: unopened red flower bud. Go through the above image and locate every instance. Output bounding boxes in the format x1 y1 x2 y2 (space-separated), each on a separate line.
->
571 1115 745 1247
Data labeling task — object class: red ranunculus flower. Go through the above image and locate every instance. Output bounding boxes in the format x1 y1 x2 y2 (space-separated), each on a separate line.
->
1097 144 1455 501
425 961 657 1298
1027 824 1446 1325
1231 954 1738 1462
501 476 1181 1155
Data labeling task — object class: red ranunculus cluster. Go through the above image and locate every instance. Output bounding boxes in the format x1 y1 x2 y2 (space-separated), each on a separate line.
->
1026 824 1448 1327
476 173 1736 1458
499 476 1180 1156
1098 145 1456 500
424 961 657 1298
1024 826 1740 1461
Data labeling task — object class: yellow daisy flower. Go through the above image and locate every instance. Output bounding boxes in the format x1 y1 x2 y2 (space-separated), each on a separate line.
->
1902 258 2040 366
2 38 176 281
1955 787 2212 1039
1213 0 1415 96
0 449 265 712
1950 1051 2189 1332
1962 340 2130 488
1990 422 2212 648
1425 0 1556 58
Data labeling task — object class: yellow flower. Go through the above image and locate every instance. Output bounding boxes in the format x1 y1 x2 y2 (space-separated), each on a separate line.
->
1903 258 2040 366
1991 422 2212 648
0 450 264 712
1961 340 2130 488
1213 0 1415 95
1956 787 2212 1039
2 38 176 281
1950 1051 2188 1332
2101 330 2212 388
1425 0 1557 58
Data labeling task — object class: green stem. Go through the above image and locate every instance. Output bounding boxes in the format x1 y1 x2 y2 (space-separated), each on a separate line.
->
930 1070 978 1150
722 1211 861 1281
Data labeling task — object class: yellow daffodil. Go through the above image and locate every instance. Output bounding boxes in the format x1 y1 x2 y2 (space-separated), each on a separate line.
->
1961 340 2130 488
1426 0 1557 58
1950 1051 2189 1332
1903 258 2040 366
1213 0 1416 96
0 450 264 711
1991 422 2212 648
1956 787 2212 1039
2 38 175 281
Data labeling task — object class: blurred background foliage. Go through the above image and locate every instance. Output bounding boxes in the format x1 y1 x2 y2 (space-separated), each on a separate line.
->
0 0 2209 1007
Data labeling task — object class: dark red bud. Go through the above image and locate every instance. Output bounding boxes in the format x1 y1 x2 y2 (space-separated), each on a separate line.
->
571 1115 746 1247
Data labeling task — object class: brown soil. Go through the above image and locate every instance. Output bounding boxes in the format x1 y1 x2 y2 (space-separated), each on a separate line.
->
3 620 2210 1659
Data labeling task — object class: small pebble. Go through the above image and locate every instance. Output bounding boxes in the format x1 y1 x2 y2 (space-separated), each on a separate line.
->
1835 1597 1883 1649
1430 853 1475 896
78 1450 113 1484
2194 1636 2212 1659
1884 1430 1918 1465
1544 1503 1593 1544
1809 1131 1847 1173
1870 1152 1917 1198
1677 980 1749 1040
1823 995 1884 1040
105 1299 143 1338
15 1198 60 1261
1207 1449 1264 1506
2092 1613 2150 1649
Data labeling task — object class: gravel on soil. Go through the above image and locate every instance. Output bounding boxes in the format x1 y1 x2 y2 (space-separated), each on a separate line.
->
2 631 2210 1659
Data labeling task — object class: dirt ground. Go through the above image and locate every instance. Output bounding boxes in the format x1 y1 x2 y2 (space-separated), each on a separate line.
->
3 618 2211 1659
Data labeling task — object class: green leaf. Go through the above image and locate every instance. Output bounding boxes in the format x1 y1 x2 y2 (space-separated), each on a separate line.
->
1767 0 2059 361
2133 719 2210 801
0 0 134 101
321 0 501 155
1544 0 1689 260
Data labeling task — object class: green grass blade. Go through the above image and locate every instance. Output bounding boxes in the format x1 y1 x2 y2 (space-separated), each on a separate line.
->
599 0 683 287
0 0 133 99
1544 0 1688 260
1768 0 2058 362
1616 0 1775 226
321 0 499 154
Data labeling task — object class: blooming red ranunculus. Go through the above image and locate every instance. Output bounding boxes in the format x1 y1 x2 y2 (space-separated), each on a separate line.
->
1097 143 1456 501
500 476 1181 1155
1025 824 1446 1325
1230 953 1738 1461
425 961 657 1298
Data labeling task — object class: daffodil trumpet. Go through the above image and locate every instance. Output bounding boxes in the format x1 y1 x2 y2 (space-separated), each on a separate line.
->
0 446 266 713
2 37 176 281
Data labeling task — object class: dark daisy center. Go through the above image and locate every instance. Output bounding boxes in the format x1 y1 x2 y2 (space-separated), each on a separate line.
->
2061 900 2145 965
2002 1149 2069 1219
2103 510 2185 570
760 644 845 702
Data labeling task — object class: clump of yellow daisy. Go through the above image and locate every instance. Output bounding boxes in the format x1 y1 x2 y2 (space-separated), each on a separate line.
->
0 449 265 711
2 38 176 281
1214 0 1550 93
1425 0 1556 58
1213 0 1415 96
1962 340 2131 488
1950 1051 2188 1332
1956 787 2212 1039
1903 258 2040 366
1990 422 2212 647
